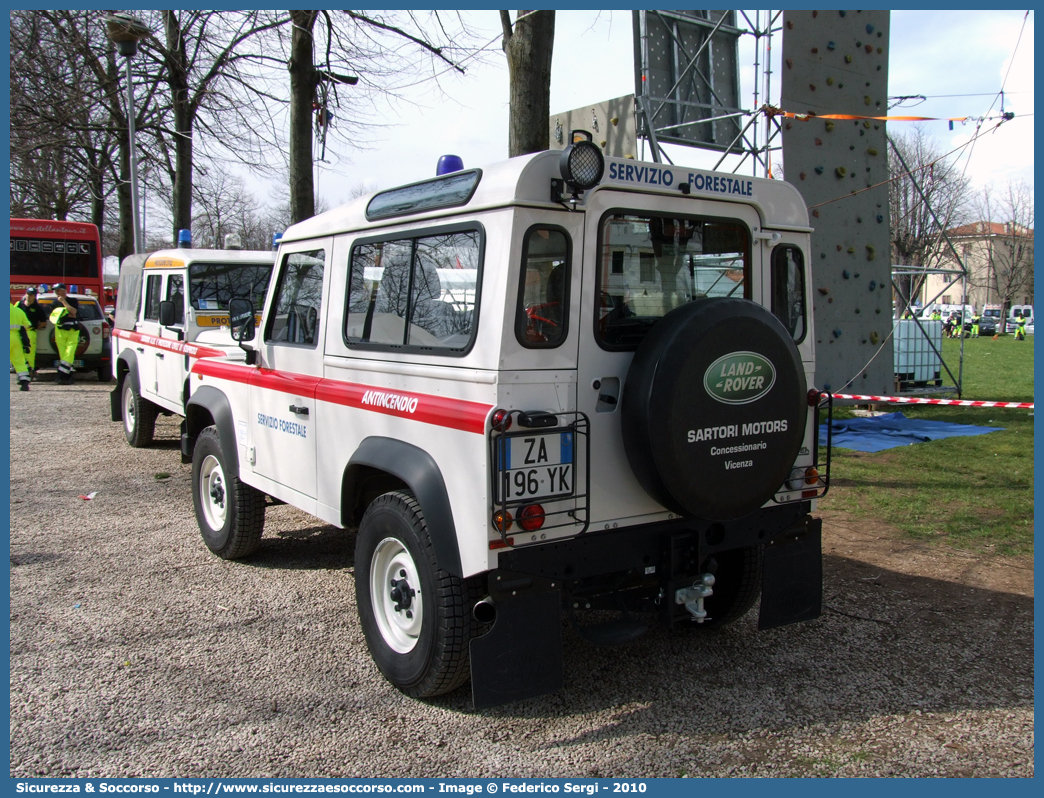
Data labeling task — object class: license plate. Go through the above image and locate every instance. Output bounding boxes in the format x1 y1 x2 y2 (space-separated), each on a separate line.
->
496 431 574 501
53 360 85 368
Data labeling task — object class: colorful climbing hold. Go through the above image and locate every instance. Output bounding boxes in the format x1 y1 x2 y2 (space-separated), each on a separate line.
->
866 244 876 261
786 58 793 69
827 41 836 50
864 95 872 105
815 138 822 146
826 77 835 86
868 280 877 291
877 47 883 54
836 244 843 251
836 166 847 178
815 166 825 174
876 214 884 223
847 246 855 254
810 84 817 91
842 270 850 279
800 172 807 180
867 148 878 156
866 23 874 33
825 121 835 131
818 287 830 295
812 47 819 54
813 210 821 218
833 329 842 338
869 331 880 344
845 54 853 63
865 44 874 53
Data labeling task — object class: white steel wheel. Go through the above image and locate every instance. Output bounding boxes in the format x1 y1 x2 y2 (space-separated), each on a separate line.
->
122 381 137 436
198 453 228 532
369 536 424 654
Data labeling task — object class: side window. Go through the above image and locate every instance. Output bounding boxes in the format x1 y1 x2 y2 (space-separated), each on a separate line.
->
166 274 185 325
515 227 570 348
143 274 162 321
265 250 326 346
771 245 806 342
346 227 481 352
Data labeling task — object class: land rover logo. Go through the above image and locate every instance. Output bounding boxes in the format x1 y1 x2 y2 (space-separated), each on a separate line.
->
704 351 776 405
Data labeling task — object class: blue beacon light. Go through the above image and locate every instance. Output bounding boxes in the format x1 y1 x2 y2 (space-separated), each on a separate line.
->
436 155 464 176
178 229 192 248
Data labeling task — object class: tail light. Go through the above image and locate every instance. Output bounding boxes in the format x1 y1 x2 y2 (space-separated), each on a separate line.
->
517 504 545 532
493 509 513 533
101 321 111 339
491 409 512 432
804 466 819 485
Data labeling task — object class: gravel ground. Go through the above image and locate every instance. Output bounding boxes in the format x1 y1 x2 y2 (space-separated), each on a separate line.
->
9 376 1034 778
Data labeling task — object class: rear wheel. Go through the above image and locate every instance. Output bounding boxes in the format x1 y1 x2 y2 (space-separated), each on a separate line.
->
122 378 157 447
191 425 265 559
355 491 473 698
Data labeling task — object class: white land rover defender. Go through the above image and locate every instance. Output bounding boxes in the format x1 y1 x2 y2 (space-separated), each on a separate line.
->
183 138 831 707
110 242 275 448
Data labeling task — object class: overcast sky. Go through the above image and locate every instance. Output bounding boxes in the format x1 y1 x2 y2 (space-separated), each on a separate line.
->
295 9 1032 214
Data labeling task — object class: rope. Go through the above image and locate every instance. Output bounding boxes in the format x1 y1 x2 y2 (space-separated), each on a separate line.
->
832 392 1033 410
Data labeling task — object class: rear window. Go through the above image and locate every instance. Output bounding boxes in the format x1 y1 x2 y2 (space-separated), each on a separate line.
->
596 212 750 349
38 299 102 321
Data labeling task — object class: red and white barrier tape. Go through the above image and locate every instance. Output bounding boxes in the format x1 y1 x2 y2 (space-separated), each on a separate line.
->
832 392 1033 410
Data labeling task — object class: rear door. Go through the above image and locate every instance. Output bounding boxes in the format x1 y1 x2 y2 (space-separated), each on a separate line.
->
157 272 187 406
575 189 762 524
249 242 330 510
136 272 164 397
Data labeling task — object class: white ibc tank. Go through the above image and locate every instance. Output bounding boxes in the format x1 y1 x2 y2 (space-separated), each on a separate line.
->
894 319 942 388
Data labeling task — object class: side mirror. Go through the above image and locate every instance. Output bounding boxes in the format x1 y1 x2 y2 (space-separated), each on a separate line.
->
158 300 175 327
228 298 256 342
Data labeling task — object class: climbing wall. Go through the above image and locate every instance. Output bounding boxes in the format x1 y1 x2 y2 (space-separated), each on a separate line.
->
781 10 893 395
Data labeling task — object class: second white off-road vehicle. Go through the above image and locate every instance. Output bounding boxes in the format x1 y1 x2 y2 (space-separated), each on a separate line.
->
110 241 274 449
183 137 831 707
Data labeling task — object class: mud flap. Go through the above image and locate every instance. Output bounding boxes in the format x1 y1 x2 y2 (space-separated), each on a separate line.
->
758 517 822 630
469 571 563 709
110 385 122 422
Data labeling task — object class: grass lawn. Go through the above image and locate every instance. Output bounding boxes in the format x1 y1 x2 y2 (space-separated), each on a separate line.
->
821 334 1034 556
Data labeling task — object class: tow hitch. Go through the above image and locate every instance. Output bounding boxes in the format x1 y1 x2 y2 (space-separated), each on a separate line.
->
675 573 715 622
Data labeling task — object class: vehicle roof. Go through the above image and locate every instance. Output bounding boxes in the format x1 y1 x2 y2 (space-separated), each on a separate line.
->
281 150 811 243
142 248 275 268
37 292 101 303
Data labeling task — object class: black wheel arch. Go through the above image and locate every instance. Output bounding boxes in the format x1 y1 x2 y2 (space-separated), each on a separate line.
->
115 349 139 392
343 437 462 577
185 386 239 478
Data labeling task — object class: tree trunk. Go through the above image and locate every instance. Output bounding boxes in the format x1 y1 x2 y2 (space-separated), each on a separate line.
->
288 10 319 224
164 11 195 241
501 10 555 157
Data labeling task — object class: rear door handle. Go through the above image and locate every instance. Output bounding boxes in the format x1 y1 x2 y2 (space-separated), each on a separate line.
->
156 353 164 359
289 405 309 416
136 347 144 353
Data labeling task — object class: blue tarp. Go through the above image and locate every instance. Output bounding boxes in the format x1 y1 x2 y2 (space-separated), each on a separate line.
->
819 411 1004 453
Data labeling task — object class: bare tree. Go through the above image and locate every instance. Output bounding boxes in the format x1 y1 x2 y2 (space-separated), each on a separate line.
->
887 126 974 311
500 10 555 157
283 11 476 225
971 181 1035 314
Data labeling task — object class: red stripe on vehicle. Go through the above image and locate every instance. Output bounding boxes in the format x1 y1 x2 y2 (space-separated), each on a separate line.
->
192 359 493 434
114 328 225 359
315 380 491 434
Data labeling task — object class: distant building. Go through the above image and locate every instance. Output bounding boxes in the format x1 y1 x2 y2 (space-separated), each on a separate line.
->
923 221 1033 312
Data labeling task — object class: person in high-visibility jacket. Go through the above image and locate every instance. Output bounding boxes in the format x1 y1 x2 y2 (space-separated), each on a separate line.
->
16 286 47 378
49 283 81 384
931 310 942 321
1014 313 1027 341
10 300 32 391
971 312 981 338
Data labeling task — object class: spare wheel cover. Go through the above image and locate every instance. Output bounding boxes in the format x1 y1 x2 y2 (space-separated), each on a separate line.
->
621 297 807 520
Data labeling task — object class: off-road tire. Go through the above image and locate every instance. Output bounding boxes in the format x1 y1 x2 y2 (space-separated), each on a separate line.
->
355 491 473 698
122 377 158 447
192 425 265 559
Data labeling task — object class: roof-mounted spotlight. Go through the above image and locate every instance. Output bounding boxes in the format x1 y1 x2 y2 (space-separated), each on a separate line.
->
552 130 604 204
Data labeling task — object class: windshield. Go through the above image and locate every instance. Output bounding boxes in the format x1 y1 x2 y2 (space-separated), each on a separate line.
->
189 261 272 311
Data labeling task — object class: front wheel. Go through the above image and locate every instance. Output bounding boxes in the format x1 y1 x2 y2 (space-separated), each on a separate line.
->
355 491 473 698
191 425 265 559
122 378 157 447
